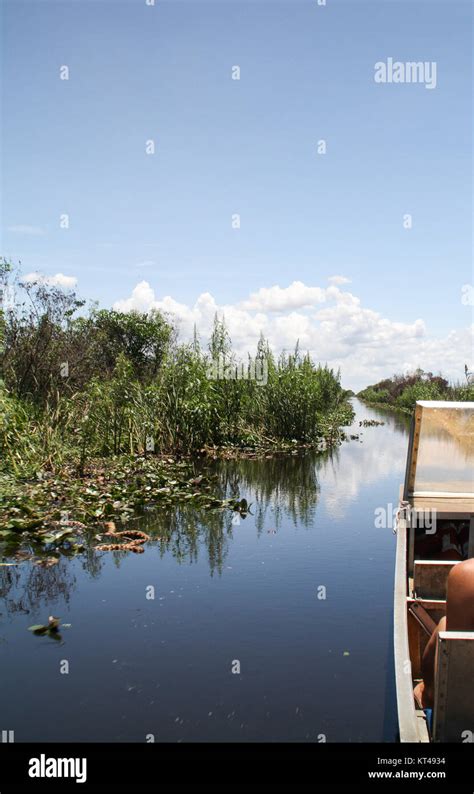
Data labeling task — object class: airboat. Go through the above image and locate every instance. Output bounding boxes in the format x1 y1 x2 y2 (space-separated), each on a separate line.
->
394 401 474 741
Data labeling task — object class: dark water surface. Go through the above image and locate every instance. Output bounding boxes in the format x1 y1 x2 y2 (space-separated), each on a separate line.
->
1 399 411 742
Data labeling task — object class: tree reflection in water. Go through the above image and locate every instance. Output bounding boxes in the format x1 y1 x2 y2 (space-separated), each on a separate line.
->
131 450 329 572
0 450 329 609
213 451 327 533
0 558 77 618
132 504 235 576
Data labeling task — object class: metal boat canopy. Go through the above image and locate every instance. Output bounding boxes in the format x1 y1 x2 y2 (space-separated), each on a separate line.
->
403 401 474 514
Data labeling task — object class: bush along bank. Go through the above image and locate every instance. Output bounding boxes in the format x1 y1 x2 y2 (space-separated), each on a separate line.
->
0 260 354 546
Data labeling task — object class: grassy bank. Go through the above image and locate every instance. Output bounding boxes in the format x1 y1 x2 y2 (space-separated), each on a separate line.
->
357 368 473 413
0 260 354 537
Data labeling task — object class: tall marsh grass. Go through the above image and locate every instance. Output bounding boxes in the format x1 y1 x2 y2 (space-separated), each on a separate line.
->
0 263 353 478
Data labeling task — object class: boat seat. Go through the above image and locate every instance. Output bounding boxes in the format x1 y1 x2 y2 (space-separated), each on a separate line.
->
433 631 474 742
413 560 459 600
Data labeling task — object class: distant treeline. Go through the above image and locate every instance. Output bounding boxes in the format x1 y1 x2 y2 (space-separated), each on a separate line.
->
0 260 353 479
358 369 473 412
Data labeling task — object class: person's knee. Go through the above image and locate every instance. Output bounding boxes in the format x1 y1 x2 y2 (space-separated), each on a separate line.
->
447 558 474 593
446 558 474 629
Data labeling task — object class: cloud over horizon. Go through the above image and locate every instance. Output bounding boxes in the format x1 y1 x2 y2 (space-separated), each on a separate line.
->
113 280 472 391
23 272 78 289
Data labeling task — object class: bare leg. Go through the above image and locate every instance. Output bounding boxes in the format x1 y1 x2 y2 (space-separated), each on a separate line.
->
414 617 446 708
413 559 474 709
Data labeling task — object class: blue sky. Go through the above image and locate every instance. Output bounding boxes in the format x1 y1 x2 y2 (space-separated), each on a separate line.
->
1 0 472 389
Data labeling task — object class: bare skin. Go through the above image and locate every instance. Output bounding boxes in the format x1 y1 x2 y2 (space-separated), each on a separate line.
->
413 558 474 709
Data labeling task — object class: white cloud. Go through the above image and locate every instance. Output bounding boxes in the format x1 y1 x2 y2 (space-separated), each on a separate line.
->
242 281 326 312
328 275 351 285
114 280 155 312
7 225 46 236
23 272 78 289
113 280 472 391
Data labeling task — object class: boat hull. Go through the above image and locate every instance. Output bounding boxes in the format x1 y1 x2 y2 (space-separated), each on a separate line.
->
393 511 430 742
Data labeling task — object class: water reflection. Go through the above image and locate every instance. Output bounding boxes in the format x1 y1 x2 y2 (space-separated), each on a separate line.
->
0 399 411 604
213 452 323 531
140 506 235 576
318 401 410 520
0 558 76 617
0 399 407 742
414 405 474 493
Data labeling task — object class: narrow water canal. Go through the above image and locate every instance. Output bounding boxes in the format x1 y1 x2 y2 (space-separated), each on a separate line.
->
1 399 411 742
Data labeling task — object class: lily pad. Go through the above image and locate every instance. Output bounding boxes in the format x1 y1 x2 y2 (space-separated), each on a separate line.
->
28 624 49 635
39 529 74 544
